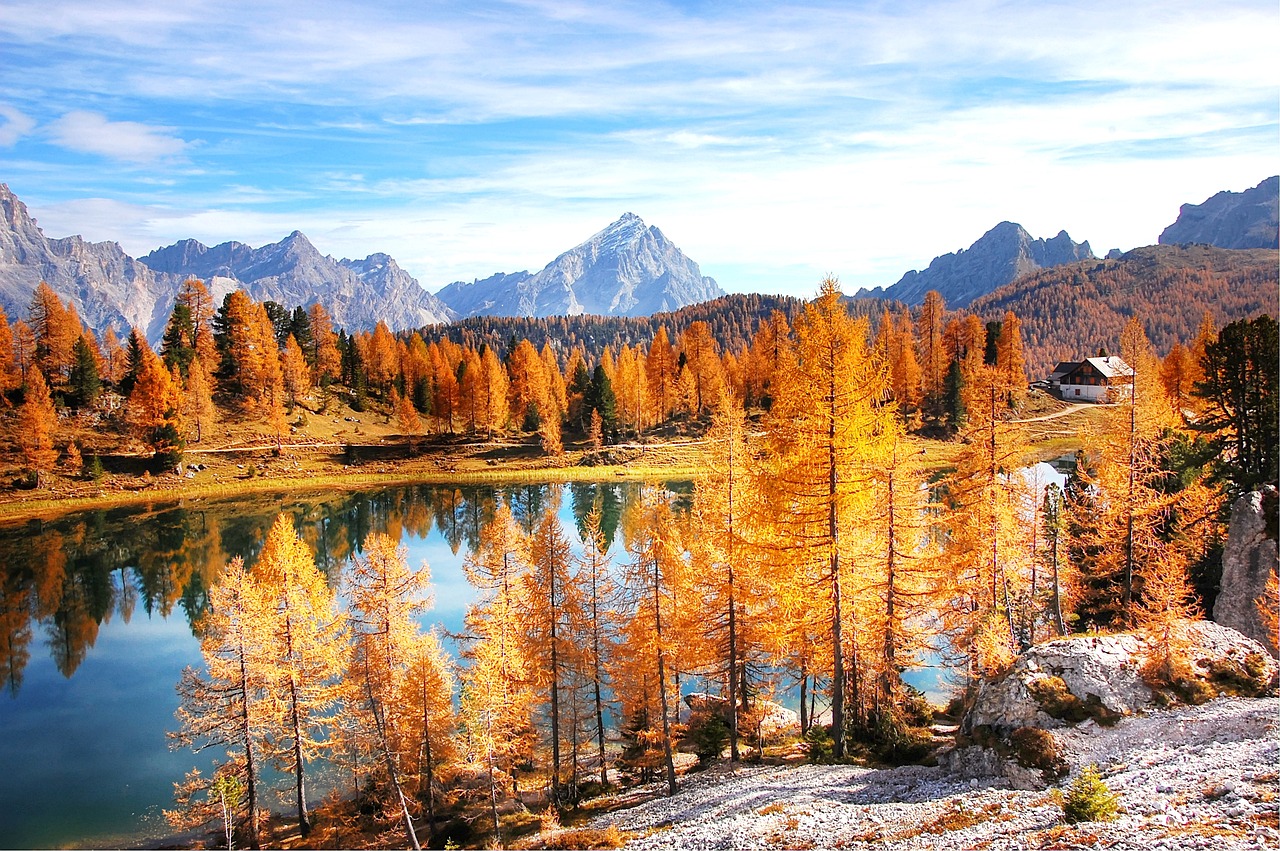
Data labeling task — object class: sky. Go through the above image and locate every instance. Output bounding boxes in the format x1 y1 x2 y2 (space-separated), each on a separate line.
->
0 0 1276 299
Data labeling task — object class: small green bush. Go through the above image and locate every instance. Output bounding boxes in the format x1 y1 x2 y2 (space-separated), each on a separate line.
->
802 726 835 764
1062 764 1119 824
685 712 730 767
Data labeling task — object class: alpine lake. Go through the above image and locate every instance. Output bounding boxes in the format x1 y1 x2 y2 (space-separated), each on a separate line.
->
0 463 1047 849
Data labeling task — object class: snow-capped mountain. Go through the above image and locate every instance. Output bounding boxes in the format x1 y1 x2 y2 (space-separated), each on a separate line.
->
435 213 724 319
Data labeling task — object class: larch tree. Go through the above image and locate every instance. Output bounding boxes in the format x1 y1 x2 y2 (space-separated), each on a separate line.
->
18 366 58 485
281 334 311 409
942 360 1035 675
344 532 434 850
757 276 892 759
916 290 947 403
128 345 185 465
183 356 217 444
397 631 455 842
646 326 679 424
995 310 1027 406
574 506 618 787
617 492 685 795
692 394 758 761
307 303 342 385
1084 317 1180 623
521 510 585 804
679 320 724 417
254 515 347 838
460 504 537 834
0 305 20 396
171 557 272 850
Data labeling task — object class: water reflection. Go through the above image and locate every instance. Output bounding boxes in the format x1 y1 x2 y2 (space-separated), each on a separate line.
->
0 481 640 698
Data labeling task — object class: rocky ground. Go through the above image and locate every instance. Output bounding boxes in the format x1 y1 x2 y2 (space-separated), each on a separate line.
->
580 697 1278 851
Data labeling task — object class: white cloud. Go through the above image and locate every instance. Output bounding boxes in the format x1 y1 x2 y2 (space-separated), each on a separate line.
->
0 104 35 146
47 111 189 163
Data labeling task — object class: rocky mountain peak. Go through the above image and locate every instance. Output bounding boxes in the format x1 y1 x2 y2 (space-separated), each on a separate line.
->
867 221 1095 308
1159 176 1279 250
435 214 723 319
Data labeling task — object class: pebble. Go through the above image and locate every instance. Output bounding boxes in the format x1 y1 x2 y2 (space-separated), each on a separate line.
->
593 697 1279 851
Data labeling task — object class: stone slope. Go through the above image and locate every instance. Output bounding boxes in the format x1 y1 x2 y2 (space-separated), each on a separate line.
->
1159 176 1279 250
857 221 1094 308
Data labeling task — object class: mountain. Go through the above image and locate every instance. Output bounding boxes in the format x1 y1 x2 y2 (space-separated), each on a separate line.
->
0 183 177 340
967 243 1279 379
140 235 456 332
0 184 456 342
858 222 1095 308
1158 176 1279 250
435 213 724 319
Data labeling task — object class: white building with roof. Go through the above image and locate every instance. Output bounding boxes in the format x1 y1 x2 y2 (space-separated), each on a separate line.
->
1057 356 1133 402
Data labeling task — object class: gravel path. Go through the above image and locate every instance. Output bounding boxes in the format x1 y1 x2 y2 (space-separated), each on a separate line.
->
585 697 1278 850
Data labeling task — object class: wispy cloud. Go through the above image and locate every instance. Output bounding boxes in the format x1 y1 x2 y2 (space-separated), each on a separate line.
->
2 0 1275 296
47 111 190 163
0 104 35 146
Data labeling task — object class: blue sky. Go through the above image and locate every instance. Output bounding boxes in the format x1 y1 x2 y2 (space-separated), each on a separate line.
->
1 0 1275 298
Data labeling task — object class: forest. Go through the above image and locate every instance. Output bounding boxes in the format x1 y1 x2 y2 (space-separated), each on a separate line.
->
0 271 1277 848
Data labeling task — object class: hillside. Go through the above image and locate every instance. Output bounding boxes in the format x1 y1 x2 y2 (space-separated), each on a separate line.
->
420 292 806 361
967 244 1279 378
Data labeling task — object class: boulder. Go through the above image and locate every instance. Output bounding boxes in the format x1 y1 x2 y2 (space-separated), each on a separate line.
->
682 692 799 738
1213 486 1279 655
962 621 1277 737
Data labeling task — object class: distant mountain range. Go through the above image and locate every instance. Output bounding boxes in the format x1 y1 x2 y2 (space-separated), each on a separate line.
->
1 177 1274 345
1159 176 1279 250
434 213 723 319
855 222 1095 308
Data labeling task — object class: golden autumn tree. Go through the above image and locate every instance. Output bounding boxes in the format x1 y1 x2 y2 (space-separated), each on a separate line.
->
678 320 724 417
461 504 537 839
616 491 685 795
28 282 80 390
18 366 59 484
254 515 347 838
520 510 585 802
183 356 217 444
343 532 434 850
574 505 618 786
757 276 893 758
128 345 185 464
692 394 759 760
745 309 795 410
397 631 455 842
307 302 342 385
1083 317 1181 623
281 333 311 409
646 326 679 424
858 433 939 730
171 557 271 849
995 310 1027 406
0 305 20 396
395 387 423 451
916 290 947 403
942 359 1035 676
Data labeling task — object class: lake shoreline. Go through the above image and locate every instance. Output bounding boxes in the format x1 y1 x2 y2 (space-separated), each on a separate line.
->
0 437 707 525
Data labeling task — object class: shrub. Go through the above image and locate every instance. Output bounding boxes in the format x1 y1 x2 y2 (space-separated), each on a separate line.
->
1062 764 1119 824
685 711 730 767
1010 727 1067 778
802 726 835 764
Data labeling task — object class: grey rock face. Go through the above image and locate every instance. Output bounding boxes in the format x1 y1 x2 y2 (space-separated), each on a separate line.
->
1213 487 1279 655
0 183 176 340
435 213 724 319
868 221 1094 308
142 234 457 334
0 183 454 344
1159 176 1279 250
962 621 1278 736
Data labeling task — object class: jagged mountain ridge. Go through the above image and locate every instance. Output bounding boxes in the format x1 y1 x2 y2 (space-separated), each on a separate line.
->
1159 176 1279 250
0 184 176 341
0 183 456 343
857 221 1095 308
140 233 457 334
435 212 724 319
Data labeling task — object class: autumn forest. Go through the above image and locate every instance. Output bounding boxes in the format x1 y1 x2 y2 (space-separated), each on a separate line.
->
1 264 1277 849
